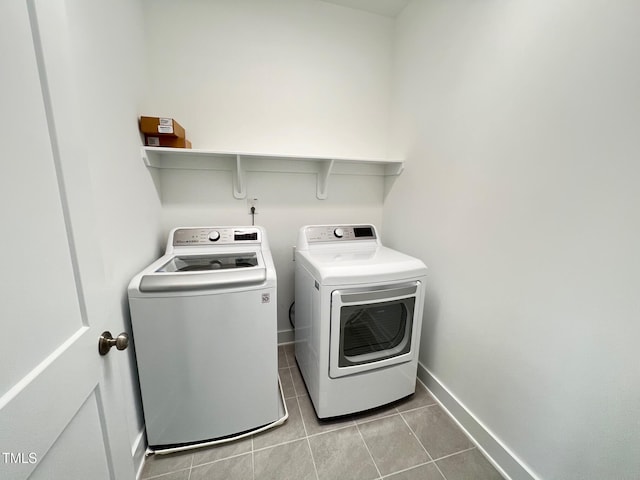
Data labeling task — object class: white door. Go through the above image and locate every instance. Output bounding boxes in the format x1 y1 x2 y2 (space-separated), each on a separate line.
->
0 1 135 479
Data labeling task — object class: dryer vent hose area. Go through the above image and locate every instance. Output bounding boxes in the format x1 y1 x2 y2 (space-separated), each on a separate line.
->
289 301 295 329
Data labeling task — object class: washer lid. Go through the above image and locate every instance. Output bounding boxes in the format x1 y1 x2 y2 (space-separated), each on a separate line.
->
138 252 266 292
158 253 259 272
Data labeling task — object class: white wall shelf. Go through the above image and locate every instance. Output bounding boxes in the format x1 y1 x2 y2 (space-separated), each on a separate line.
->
142 146 404 200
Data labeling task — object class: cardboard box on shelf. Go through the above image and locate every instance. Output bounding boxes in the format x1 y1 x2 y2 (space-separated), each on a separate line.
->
139 116 186 138
145 135 192 149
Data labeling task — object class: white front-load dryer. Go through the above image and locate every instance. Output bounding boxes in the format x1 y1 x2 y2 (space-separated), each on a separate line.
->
295 224 428 418
128 226 280 451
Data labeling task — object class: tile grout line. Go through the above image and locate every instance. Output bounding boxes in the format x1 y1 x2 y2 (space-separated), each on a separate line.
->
379 460 433 479
148 406 440 478
284 366 296 399
290 371 302 397
254 436 307 453
397 406 480 478
290 364 305 398
251 421 355 452
288 349 295 368
291 394 319 480
142 467 191 480
401 419 477 480
187 452 194 480
431 445 477 463
397 410 450 480
306 421 356 439
354 422 383 480
297 394 311 438
191 450 253 469
251 436 255 480
429 447 478 480
353 410 400 426
305 435 321 480
297 396 321 480
157 358 449 480
398 411 434 461
397 402 439 415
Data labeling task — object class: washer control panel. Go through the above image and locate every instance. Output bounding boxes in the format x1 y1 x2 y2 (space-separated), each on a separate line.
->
305 225 377 243
173 227 261 246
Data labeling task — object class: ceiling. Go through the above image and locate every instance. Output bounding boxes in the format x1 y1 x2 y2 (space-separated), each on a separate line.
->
318 0 410 18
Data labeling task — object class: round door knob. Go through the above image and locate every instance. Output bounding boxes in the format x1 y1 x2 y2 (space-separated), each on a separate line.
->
99 331 129 356
334 228 344 238
208 230 221 241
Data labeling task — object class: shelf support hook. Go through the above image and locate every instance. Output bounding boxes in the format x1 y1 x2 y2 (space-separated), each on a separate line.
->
233 154 246 199
316 159 334 200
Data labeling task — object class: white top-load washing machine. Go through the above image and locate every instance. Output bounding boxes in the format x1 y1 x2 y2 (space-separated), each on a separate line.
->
295 224 427 418
128 226 280 451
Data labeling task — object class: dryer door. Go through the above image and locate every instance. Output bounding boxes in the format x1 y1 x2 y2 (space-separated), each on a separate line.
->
329 282 421 378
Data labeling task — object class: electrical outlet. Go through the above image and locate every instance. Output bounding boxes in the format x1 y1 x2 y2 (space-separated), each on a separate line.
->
247 198 258 214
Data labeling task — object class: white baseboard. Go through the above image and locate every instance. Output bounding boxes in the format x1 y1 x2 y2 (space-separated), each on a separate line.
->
417 362 539 480
132 427 147 480
278 328 294 344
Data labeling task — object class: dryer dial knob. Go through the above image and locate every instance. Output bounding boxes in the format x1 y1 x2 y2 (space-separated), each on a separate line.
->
334 228 344 238
208 230 221 242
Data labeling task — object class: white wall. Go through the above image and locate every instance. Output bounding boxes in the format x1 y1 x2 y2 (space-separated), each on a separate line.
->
140 0 392 158
385 1 640 479
140 0 393 336
62 0 161 469
156 169 384 338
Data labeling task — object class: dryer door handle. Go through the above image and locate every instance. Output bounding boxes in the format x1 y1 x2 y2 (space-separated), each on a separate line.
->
337 283 418 304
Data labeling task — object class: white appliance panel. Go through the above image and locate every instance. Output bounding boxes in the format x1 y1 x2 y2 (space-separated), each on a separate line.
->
294 224 427 418
130 287 278 446
128 226 280 449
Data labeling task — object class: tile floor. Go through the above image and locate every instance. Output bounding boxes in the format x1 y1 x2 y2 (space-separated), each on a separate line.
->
140 344 505 480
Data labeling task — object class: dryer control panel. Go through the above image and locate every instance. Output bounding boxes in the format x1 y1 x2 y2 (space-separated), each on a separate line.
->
172 227 261 246
304 225 377 243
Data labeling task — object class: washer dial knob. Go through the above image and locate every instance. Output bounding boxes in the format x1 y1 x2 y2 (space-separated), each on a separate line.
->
208 230 221 242
334 228 344 238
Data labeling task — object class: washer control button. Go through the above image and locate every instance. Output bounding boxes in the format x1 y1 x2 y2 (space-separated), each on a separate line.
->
334 228 344 238
208 230 221 241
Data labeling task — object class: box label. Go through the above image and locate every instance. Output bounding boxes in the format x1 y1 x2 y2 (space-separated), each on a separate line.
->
146 136 160 146
158 118 172 125
157 125 174 134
